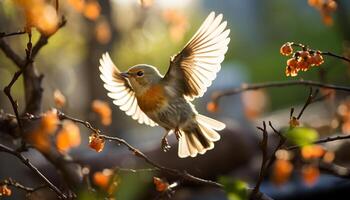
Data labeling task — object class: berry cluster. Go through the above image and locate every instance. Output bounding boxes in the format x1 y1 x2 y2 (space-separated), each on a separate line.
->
308 0 337 26
280 42 324 77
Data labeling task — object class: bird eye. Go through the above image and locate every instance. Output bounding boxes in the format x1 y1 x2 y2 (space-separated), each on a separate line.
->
136 71 144 77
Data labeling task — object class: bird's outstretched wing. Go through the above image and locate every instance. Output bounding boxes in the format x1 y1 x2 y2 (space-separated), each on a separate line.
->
99 53 157 127
162 12 230 100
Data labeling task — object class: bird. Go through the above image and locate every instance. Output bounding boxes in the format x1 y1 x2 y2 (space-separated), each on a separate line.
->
99 12 230 158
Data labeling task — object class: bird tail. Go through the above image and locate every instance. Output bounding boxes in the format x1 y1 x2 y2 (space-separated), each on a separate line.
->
178 114 225 158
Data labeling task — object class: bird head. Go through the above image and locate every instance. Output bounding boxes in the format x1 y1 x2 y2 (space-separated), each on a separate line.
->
121 64 162 95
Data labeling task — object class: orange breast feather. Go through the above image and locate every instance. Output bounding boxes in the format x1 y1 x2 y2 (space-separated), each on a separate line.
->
137 84 167 112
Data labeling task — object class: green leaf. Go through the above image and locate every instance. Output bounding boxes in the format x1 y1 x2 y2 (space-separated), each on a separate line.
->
219 177 248 200
283 127 319 146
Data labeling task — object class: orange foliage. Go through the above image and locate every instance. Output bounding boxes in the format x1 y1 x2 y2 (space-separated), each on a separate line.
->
308 0 337 26
56 121 81 153
0 185 11 197
337 100 350 134
68 0 85 12
93 170 112 189
83 0 101 21
153 177 169 192
41 109 59 134
302 165 320 186
92 100 112 126
28 109 59 152
89 134 105 152
206 101 219 113
323 151 335 163
95 19 111 44
54 89 66 108
241 90 268 119
272 159 293 186
162 9 189 42
301 145 325 160
15 0 59 35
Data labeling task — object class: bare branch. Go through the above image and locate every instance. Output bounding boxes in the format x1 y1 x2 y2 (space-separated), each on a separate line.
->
57 111 222 188
0 178 47 194
0 144 66 199
287 134 350 150
0 30 26 38
211 80 350 104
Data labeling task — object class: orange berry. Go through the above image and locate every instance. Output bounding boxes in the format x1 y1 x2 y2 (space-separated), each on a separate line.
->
297 59 310 71
287 58 298 68
89 134 105 152
92 100 112 126
325 0 337 12
0 185 12 196
54 89 66 108
153 177 169 192
289 116 300 127
301 145 325 160
285 65 298 77
272 159 293 186
312 52 324 66
56 121 81 153
280 43 293 56
299 50 310 59
93 169 113 189
207 101 219 113
41 109 59 134
302 165 320 186
308 0 322 7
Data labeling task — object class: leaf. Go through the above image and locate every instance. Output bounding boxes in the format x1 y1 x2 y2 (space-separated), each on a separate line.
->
283 127 319 146
219 177 248 200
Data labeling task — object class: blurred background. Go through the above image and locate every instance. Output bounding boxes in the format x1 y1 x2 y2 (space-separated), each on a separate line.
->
1 0 350 199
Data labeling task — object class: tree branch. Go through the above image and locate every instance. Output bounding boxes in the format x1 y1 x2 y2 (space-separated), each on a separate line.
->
211 80 350 104
0 144 66 199
287 134 350 150
57 111 222 188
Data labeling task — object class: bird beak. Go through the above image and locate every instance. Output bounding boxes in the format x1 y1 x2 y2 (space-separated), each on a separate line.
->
120 72 129 78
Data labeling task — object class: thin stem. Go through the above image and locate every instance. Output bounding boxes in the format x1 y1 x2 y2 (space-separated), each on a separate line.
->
211 80 350 103
58 111 222 188
287 134 350 150
0 144 66 199
0 30 26 38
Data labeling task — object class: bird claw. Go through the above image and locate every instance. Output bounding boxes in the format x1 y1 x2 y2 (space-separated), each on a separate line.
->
161 138 171 152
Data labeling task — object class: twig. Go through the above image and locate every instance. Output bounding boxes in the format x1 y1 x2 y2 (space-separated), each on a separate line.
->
0 38 25 67
0 144 66 199
0 178 47 194
291 43 350 63
287 134 350 150
0 30 26 38
31 17 66 59
3 33 33 148
57 111 222 188
251 121 285 200
251 122 268 199
296 88 318 119
211 80 350 104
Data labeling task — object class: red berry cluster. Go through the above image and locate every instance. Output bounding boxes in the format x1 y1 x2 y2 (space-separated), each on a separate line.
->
280 42 324 77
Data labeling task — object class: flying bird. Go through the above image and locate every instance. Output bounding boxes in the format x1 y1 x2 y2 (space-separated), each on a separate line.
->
99 12 230 158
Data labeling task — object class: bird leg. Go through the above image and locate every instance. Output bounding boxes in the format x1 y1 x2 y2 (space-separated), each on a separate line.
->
175 128 182 140
161 130 171 152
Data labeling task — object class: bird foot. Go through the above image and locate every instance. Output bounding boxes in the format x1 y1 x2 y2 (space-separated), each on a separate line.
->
161 137 171 152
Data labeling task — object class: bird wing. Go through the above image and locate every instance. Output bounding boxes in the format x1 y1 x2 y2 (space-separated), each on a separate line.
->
162 12 230 100
99 53 158 127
